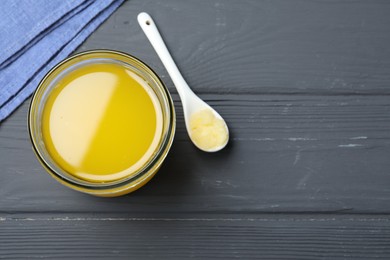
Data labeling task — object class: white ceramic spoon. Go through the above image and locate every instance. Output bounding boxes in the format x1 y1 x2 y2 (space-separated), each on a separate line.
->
138 12 229 152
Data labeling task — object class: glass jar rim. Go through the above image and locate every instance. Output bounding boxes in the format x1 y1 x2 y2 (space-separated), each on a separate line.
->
28 49 175 194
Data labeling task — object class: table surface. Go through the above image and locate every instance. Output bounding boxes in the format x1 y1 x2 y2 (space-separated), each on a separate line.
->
1 0 390 258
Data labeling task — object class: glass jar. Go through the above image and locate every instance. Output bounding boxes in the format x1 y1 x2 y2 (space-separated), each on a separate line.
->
28 50 175 197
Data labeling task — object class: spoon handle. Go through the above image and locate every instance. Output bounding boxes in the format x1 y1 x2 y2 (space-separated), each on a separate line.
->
137 12 193 101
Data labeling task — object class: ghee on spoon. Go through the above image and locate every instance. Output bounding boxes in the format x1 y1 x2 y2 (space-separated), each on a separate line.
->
138 12 229 152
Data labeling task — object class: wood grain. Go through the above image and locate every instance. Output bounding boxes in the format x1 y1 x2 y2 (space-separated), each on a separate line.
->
1 94 390 214
1 214 390 259
78 0 390 95
1 0 390 258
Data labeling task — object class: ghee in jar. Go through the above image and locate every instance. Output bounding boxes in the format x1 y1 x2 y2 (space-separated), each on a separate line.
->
41 62 163 183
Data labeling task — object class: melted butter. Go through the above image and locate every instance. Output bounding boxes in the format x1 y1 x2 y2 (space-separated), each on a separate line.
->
42 63 162 182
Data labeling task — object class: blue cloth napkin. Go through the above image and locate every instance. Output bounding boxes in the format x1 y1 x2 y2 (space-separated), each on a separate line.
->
0 0 124 122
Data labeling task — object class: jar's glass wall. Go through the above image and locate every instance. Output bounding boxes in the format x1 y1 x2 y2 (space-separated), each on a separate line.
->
29 50 175 196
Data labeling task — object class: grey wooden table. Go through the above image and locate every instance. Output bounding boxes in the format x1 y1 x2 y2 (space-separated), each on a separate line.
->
1 0 390 258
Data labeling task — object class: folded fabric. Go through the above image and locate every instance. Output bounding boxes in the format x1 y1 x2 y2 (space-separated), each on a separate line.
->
0 0 124 122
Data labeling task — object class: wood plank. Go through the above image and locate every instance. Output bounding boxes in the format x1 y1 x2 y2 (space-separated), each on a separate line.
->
77 0 390 95
1 94 390 213
1 214 389 259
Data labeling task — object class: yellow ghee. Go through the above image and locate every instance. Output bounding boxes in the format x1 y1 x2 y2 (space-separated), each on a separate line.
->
42 62 163 182
189 109 228 151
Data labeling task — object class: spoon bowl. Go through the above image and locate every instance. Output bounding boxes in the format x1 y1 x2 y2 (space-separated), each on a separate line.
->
182 92 229 152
